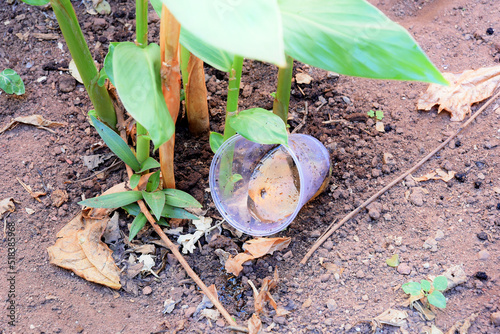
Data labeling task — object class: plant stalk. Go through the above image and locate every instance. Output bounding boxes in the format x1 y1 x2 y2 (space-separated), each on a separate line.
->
272 55 294 123
185 54 210 135
134 0 150 164
50 0 116 128
222 55 244 141
159 5 181 189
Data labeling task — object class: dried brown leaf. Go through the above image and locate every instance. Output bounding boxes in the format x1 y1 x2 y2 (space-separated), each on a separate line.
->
51 189 68 207
0 115 66 134
248 313 262 334
417 65 500 121
296 72 312 84
186 54 210 135
413 169 456 182
243 237 291 258
0 198 15 218
372 308 408 330
321 262 345 276
225 252 255 276
47 212 121 289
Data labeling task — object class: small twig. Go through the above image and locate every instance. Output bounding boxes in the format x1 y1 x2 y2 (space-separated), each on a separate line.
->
225 326 249 333
16 177 44 202
301 89 500 264
71 159 123 183
113 103 238 328
292 102 309 134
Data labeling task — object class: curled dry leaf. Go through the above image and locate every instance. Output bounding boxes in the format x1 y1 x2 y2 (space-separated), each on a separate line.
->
417 65 500 121
251 269 290 317
225 237 291 276
371 308 408 331
51 189 69 208
413 169 456 182
248 313 262 334
296 72 313 84
0 198 15 219
0 115 66 134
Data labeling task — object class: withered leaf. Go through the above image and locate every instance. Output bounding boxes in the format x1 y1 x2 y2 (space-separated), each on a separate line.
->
417 65 500 121
0 198 15 219
0 115 66 134
252 269 289 316
248 313 262 334
413 169 456 182
296 72 313 84
51 189 68 207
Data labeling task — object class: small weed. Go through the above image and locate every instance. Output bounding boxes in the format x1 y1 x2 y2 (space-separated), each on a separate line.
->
367 109 384 120
402 276 448 309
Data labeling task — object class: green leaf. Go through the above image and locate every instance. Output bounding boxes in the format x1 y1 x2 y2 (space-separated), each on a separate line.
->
149 0 162 16
229 108 288 146
180 28 234 72
432 276 448 291
402 282 422 296
279 0 448 85
20 0 49 5
367 110 375 118
0 69 25 95
427 290 446 309
146 171 161 192
162 205 199 220
375 110 384 120
385 254 399 267
103 42 119 86
129 174 141 189
138 157 161 173
163 189 202 208
157 218 169 227
79 191 143 208
129 212 147 241
122 203 141 216
112 42 175 149
90 116 141 172
209 132 224 154
142 190 165 221
160 0 286 67
420 279 432 293
270 92 276 98
97 68 108 87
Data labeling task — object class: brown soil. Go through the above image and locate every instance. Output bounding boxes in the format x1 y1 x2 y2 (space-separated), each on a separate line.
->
1 0 499 333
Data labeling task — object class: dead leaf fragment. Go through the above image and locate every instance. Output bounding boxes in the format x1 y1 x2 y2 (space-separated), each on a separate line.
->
32 33 59 40
103 212 120 243
446 313 477 334
16 177 46 202
51 189 68 207
413 168 456 182
0 115 66 134
47 212 121 289
296 72 313 84
417 65 500 121
225 237 291 276
0 198 15 219
250 269 290 317
248 313 262 334
371 308 408 331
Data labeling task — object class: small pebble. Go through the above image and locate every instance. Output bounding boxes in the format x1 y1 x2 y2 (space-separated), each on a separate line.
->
320 273 331 282
486 28 494 35
409 189 424 206
477 232 488 241
491 312 500 326
474 181 482 189
142 286 153 295
397 263 411 275
310 230 321 238
478 249 490 260
356 270 365 279
326 299 338 311
474 271 488 281
477 173 485 180
323 240 334 250
423 262 430 269
455 173 466 182
435 230 445 241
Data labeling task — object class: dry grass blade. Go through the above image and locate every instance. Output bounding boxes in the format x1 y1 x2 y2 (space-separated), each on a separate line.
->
0 115 65 134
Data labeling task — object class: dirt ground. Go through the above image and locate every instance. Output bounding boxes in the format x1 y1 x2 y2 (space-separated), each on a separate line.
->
1 0 499 333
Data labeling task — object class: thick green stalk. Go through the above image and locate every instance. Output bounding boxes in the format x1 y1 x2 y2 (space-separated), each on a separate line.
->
223 55 244 141
135 0 150 164
272 55 294 123
50 0 116 127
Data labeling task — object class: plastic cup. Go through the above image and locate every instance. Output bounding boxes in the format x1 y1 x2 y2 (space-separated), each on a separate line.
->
209 134 331 236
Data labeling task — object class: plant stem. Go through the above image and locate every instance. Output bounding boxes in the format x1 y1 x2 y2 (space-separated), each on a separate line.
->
134 0 150 164
273 55 294 123
50 0 116 128
185 54 210 135
135 0 148 47
180 44 190 91
223 55 244 141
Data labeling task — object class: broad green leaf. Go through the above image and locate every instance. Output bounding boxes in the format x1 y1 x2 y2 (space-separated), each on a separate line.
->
122 203 141 216
149 0 162 16
385 254 399 267
157 218 169 227
162 205 199 220
129 174 141 189
420 279 432 293
0 69 25 95
20 0 48 5
160 0 286 67
142 190 165 220
163 189 202 208
146 171 161 192
209 132 224 154
433 276 448 291
112 42 174 149
103 42 119 85
402 282 422 296
229 108 288 146
138 157 161 173
279 0 448 85
79 191 143 208
427 290 446 309
90 116 141 172
180 28 234 72
129 212 147 241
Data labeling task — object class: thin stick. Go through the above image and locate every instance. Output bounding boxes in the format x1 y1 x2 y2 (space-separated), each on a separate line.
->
114 105 238 328
301 89 500 264
291 102 309 134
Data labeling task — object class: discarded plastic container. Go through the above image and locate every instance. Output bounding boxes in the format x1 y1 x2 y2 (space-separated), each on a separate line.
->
209 134 331 236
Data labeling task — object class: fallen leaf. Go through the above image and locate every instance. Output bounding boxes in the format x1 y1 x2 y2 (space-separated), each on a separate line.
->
51 189 68 207
446 313 477 334
248 313 262 334
0 198 15 219
25 208 35 215
32 33 59 40
0 115 66 134
413 169 456 182
133 244 155 254
47 212 121 289
251 269 289 317
177 217 213 254
163 298 177 314
320 262 345 276
225 237 291 276
296 72 312 84
417 65 500 121
200 308 220 321
103 212 120 243
386 254 400 267
371 308 408 331
69 59 84 84
194 285 217 317
138 254 158 277
82 154 105 171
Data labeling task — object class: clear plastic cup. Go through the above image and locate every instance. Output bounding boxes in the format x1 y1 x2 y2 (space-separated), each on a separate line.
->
209 134 331 236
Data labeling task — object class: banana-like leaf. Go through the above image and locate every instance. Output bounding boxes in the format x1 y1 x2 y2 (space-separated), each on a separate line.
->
279 0 447 84
142 190 165 221
79 191 143 209
229 108 288 146
112 42 175 149
160 0 286 67
161 205 199 220
163 189 202 208
129 212 147 241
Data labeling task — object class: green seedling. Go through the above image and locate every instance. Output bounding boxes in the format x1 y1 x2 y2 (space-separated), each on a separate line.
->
368 109 384 120
0 69 25 95
402 276 448 309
